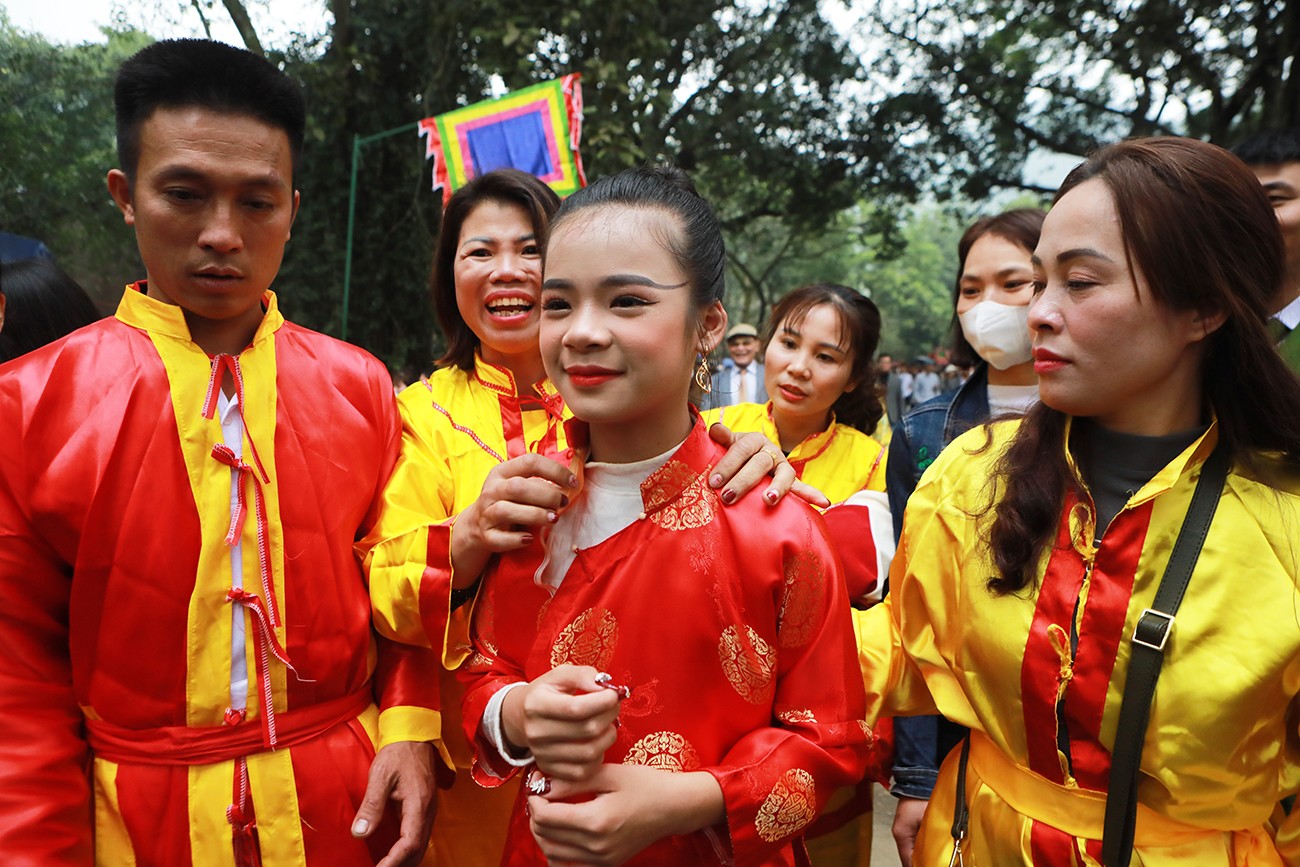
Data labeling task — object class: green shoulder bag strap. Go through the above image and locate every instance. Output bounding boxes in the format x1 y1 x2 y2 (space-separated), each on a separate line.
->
1101 443 1229 867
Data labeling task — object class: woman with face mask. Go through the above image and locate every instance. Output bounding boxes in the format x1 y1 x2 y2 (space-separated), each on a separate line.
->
883 207 1044 865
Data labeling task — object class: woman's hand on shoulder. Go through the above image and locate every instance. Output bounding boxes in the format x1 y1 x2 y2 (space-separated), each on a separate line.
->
527 764 726 866
501 665 622 782
450 454 578 585
708 423 830 508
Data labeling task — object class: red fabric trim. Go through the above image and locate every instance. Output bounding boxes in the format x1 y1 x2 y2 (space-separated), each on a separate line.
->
1019 494 1088 784
561 73 587 188
86 689 371 766
1030 819 1080 865
1065 500 1153 791
429 400 506 463
498 392 527 460
419 118 451 203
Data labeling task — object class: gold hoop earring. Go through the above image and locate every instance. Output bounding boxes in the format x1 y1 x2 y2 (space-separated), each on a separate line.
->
694 354 712 394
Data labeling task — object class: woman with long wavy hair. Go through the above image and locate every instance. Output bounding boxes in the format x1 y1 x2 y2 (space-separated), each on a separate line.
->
858 136 1300 864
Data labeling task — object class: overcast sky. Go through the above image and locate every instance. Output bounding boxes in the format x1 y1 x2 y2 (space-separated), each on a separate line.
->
1 0 327 47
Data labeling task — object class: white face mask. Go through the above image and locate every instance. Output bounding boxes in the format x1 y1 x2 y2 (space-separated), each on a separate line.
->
958 300 1033 370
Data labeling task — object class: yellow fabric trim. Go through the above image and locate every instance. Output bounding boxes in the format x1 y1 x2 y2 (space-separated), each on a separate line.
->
136 286 287 728
188 761 235 867
93 759 137 866
148 327 239 727
239 331 288 712
968 732 1222 845
247 748 307 866
377 706 452 768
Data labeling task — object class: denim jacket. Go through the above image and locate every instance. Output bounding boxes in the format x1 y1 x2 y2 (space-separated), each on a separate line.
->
883 363 990 799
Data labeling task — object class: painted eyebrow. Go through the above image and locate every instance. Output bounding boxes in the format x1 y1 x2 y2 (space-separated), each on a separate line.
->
541 274 688 290
1031 247 1116 267
779 325 847 353
1262 180 1297 194
460 233 537 247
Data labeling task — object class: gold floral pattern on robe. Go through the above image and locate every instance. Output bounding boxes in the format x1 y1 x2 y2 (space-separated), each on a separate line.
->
623 731 701 772
550 607 618 669
718 624 776 704
776 708 817 725
756 768 817 842
778 547 825 649
644 461 716 531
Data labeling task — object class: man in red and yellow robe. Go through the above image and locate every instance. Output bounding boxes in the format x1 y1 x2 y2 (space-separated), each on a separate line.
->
0 284 442 865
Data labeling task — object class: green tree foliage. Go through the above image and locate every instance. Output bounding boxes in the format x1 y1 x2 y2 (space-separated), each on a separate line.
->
268 0 884 374
0 16 151 311
863 0 1300 198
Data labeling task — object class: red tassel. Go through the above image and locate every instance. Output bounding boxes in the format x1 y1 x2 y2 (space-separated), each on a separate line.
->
231 816 262 867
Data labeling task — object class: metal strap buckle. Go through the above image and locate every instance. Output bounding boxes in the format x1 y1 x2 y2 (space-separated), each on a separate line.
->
948 836 965 867
1132 608 1175 652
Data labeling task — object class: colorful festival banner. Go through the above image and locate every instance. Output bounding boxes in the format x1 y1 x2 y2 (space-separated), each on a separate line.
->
418 74 586 204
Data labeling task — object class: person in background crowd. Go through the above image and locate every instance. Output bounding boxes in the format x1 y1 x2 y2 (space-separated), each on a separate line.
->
860 136 1300 865
910 356 941 405
883 206 1044 864
1231 128 1300 372
880 352 905 436
707 321 767 408
0 258 101 363
897 361 915 412
0 38 441 866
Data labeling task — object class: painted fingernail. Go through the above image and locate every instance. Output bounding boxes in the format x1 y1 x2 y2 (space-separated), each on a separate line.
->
709 473 724 489
351 818 369 836
764 489 778 504
559 495 570 508
568 475 579 488
527 772 551 796
721 489 737 505
547 511 558 523
521 534 534 544
594 672 631 699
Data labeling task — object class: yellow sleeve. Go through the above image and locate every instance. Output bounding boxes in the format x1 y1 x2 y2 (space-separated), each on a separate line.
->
359 393 457 650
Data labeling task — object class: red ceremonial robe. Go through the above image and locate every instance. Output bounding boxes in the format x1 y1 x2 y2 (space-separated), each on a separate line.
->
0 284 439 866
460 417 871 865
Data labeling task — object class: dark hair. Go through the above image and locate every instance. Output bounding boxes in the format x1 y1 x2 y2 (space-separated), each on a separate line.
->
765 283 884 435
548 164 726 310
988 136 1300 594
114 39 306 183
948 208 1046 368
431 169 561 371
1230 128 1300 166
0 259 102 362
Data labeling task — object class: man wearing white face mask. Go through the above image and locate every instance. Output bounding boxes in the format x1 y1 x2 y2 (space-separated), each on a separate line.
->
882 208 1045 867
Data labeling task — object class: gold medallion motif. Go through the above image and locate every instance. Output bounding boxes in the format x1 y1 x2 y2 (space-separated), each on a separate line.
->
464 651 494 672
858 720 876 745
550 607 619 669
776 708 816 725
717 624 776 704
622 731 701 772
644 461 716 531
755 768 817 842
778 549 825 649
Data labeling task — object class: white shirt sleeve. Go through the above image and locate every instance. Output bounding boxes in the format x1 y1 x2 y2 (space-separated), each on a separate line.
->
481 681 534 775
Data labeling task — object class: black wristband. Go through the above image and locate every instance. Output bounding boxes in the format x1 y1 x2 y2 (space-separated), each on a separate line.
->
449 576 483 611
